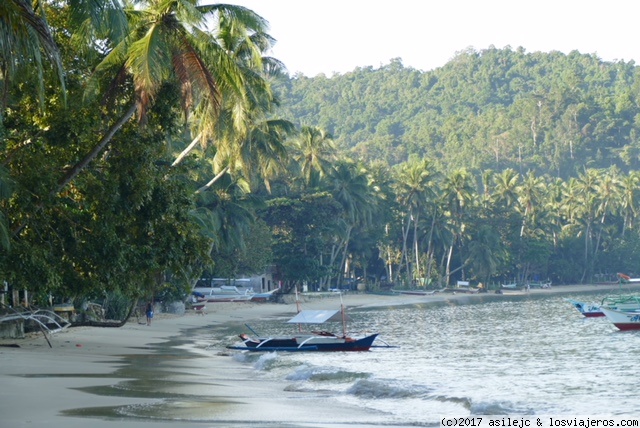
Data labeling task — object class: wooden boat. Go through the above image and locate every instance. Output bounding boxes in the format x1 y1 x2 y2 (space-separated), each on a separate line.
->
501 283 519 290
600 307 640 330
250 287 281 302
391 288 440 296
196 285 255 302
227 299 383 352
616 273 640 283
566 299 604 317
567 294 640 318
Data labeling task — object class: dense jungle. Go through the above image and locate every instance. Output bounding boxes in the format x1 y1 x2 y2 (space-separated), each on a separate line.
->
2 1 640 314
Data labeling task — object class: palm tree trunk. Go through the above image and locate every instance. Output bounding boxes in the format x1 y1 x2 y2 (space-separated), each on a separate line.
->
413 211 420 282
172 132 202 166
337 225 353 287
12 103 137 237
445 239 454 286
56 103 137 194
195 165 230 194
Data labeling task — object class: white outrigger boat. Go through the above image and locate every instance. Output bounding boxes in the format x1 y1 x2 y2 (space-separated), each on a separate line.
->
600 307 640 330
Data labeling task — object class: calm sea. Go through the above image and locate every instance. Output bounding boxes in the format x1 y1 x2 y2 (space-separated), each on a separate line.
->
65 290 640 427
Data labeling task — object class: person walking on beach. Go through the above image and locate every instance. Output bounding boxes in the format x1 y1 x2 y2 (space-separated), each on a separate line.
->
145 301 154 325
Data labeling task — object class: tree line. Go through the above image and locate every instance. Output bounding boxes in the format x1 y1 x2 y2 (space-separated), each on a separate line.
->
1 1 638 315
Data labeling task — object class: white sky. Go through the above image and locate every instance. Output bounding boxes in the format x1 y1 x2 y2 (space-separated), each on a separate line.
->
224 0 640 77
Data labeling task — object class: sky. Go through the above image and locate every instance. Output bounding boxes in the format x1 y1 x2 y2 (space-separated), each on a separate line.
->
224 0 640 77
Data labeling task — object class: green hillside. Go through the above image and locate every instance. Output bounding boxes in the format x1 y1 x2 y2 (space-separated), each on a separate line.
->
276 47 640 178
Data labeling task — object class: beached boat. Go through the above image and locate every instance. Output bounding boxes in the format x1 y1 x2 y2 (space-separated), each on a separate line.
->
195 285 255 302
391 288 440 296
616 273 640 283
501 283 519 290
527 280 551 289
250 287 281 302
600 307 640 330
227 302 382 352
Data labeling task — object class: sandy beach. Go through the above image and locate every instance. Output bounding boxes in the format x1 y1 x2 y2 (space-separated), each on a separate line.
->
1 282 638 428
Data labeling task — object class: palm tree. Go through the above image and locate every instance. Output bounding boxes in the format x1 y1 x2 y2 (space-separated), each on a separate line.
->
393 159 437 285
328 159 377 286
620 171 640 236
493 168 520 209
289 126 336 189
516 171 546 237
57 1 272 194
174 15 293 192
441 168 474 285
0 0 66 113
467 225 504 285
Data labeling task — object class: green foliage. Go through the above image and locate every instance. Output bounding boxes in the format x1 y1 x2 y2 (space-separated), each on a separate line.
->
261 193 343 286
277 48 640 178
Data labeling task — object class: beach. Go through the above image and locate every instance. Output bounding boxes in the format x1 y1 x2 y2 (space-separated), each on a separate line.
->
1 282 637 428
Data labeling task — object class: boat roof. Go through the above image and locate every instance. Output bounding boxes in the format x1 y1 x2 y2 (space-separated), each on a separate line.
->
287 309 347 324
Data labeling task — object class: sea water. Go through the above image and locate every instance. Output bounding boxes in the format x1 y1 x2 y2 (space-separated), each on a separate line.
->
64 291 640 427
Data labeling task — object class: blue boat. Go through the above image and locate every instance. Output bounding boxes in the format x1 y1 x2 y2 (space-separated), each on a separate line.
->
227 307 381 352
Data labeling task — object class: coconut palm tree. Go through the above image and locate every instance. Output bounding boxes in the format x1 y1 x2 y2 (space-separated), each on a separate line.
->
289 126 336 190
57 1 272 194
328 159 377 286
441 168 474 285
393 159 437 285
0 0 66 113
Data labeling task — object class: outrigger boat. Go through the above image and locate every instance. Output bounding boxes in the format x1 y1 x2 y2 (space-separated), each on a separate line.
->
567 294 640 318
566 299 605 317
600 307 640 331
227 293 387 352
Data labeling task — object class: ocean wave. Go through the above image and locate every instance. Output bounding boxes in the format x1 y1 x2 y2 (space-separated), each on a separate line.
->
346 378 432 399
252 352 280 371
470 400 536 415
286 365 370 383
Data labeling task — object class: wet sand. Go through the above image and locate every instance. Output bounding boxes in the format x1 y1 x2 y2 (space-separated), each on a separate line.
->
1 282 638 427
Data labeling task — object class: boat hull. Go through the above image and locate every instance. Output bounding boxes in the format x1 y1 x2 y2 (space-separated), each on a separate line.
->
601 307 640 330
230 333 379 352
566 299 605 317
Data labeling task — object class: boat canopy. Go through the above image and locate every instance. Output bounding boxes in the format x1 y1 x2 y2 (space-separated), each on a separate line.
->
287 310 347 324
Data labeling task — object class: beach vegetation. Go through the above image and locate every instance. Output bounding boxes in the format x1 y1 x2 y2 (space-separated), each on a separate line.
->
3 2 640 318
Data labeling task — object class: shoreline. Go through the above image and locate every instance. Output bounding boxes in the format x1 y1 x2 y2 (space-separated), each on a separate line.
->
1 282 638 427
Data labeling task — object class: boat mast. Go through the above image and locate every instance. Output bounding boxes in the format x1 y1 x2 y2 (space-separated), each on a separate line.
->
295 285 302 332
340 293 347 337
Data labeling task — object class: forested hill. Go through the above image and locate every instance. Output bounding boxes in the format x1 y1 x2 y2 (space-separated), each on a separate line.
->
274 47 640 178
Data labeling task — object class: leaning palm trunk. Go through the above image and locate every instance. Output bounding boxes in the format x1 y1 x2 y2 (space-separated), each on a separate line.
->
172 133 202 166
56 103 137 194
12 103 138 237
195 166 230 194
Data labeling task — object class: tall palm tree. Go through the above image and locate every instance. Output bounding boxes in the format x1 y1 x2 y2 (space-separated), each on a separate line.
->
393 159 437 285
516 171 546 237
174 15 293 192
328 159 377 286
57 1 272 193
620 171 640 236
441 168 474 285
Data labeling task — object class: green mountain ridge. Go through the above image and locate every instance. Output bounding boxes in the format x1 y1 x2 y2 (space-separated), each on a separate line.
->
276 47 640 178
